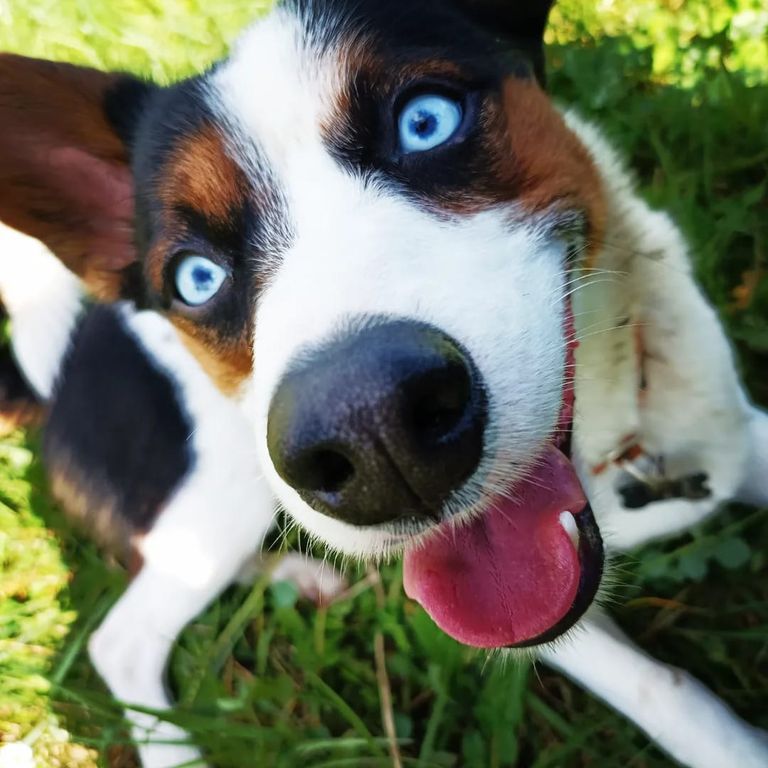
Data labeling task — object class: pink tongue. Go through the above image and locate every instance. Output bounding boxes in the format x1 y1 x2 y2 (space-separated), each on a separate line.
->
403 444 587 648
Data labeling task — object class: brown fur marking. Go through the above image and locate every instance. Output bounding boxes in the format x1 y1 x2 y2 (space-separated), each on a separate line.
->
496 77 605 248
430 76 605 238
175 320 254 396
157 125 250 227
0 54 136 298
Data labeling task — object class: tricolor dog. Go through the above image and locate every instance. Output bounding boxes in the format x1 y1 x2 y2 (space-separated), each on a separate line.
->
0 1 766 766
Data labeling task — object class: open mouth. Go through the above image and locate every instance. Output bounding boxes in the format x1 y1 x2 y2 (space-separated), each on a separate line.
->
402 305 604 649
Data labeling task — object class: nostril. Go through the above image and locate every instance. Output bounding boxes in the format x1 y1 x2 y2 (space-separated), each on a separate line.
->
293 447 355 494
406 362 473 444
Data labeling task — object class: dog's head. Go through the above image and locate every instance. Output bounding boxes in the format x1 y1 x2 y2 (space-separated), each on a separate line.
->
0 0 606 648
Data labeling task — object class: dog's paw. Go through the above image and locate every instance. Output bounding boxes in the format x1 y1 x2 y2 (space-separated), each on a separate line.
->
235 552 347 604
133 722 207 768
270 553 347 605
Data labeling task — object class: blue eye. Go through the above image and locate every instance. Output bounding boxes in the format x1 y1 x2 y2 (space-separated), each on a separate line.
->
397 93 463 154
174 255 227 306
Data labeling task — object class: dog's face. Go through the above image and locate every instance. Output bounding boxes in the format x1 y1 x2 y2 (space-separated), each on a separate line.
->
0 0 606 648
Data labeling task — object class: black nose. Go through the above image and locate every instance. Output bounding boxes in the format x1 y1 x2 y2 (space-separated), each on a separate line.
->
267 320 486 527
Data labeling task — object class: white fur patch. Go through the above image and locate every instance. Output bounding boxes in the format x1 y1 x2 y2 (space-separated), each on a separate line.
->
211 13 572 558
563 112 759 551
0 223 83 399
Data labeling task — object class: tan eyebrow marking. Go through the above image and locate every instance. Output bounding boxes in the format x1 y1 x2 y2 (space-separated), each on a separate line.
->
159 123 250 224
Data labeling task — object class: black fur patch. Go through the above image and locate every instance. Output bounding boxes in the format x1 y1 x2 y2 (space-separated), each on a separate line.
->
288 0 548 79
103 74 157 151
306 0 543 209
0 302 41 417
43 305 193 538
0 343 38 405
0 347 42 432
131 77 283 327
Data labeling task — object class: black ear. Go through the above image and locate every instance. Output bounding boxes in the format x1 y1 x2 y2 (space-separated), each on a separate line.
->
0 54 155 298
453 0 555 84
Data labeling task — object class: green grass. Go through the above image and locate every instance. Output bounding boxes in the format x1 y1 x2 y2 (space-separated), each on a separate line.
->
1 0 767 766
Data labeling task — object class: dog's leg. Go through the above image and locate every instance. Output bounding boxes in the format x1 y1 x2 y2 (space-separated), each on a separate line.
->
89 565 222 768
735 407 768 507
236 551 347 604
602 405 767 549
89 474 278 768
540 611 768 768
598 496 728 552
90 471 278 768
567 119 762 548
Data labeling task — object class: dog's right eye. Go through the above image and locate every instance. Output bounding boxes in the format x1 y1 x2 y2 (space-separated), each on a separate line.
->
397 93 464 154
174 255 228 306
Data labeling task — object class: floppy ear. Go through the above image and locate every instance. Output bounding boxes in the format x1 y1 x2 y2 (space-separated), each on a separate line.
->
0 54 154 298
454 0 555 84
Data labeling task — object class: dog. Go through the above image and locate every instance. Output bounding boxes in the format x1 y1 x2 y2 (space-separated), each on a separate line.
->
1 1 767 766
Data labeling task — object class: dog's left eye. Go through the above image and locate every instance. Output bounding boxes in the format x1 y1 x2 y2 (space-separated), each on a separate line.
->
174 255 227 306
397 93 463 154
